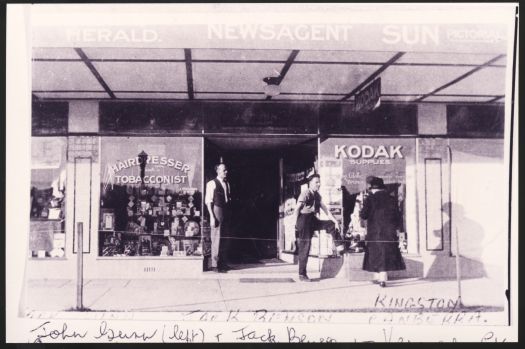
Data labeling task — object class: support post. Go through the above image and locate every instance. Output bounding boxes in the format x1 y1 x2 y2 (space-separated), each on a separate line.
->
76 222 84 310
455 227 463 308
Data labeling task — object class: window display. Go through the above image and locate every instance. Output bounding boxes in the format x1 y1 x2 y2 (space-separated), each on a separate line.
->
30 137 67 258
99 187 202 257
99 137 203 257
320 138 414 254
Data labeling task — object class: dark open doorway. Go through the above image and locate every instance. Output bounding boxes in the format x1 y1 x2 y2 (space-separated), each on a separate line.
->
225 150 280 263
204 136 317 266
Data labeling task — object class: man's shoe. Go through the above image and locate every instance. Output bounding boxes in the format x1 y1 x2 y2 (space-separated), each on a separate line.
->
299 275 311 282
371 279 379 284
379 281 386 288
218 268 228 273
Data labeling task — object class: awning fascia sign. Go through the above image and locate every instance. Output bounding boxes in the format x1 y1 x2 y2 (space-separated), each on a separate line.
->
32 23 509 53
29 4 514 54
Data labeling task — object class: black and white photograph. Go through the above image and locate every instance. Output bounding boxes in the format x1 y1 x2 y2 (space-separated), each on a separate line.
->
5 3 519 343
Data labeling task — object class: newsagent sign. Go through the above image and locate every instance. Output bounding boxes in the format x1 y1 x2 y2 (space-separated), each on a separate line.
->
320 138 415 194
101 137 202 191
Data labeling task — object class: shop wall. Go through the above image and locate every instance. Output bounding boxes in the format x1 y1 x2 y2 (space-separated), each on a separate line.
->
416 138 452 277
449 139 506 280
416 138 506 280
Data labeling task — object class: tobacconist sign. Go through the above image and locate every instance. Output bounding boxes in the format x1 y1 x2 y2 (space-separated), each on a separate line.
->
320 138 415 194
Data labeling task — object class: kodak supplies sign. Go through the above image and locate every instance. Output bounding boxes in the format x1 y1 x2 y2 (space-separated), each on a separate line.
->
101 137 202 191
320 138 415 194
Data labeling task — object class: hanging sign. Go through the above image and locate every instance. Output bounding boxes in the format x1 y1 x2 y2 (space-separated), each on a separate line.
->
354 78 381 114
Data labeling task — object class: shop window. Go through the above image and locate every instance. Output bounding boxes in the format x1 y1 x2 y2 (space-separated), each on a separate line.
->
32 102 68 135
319 138 415 254
447 105 504 137
99 137 203 258
30 137 67 258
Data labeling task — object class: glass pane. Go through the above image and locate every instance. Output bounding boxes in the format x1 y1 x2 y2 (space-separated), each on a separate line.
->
99 137 203 257
30 137 67 258
320 138 414 254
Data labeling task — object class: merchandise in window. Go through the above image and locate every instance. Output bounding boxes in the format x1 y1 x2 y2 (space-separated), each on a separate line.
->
30 137 67 258
99 137 203 257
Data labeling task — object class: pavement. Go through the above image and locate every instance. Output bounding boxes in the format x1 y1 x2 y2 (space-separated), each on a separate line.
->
22 263 507 315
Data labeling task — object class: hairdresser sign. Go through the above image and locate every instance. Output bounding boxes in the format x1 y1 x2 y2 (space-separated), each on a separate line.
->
101 137 202 192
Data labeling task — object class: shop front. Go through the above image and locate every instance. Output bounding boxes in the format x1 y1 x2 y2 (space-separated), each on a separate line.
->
26 8 512 282
27 96 507 281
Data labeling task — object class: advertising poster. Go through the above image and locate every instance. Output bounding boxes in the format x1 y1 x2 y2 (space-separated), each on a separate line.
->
320 138 415 235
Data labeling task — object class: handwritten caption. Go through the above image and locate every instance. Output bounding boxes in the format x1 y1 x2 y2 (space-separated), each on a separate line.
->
29 320 507 343
28 308 506 343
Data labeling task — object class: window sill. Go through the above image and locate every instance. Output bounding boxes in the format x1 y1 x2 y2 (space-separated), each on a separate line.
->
96 256 203 260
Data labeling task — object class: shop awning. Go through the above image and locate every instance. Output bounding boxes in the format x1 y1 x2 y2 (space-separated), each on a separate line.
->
30 4 513 104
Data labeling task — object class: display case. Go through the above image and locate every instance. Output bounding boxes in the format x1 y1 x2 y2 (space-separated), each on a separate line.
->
99 186 203 257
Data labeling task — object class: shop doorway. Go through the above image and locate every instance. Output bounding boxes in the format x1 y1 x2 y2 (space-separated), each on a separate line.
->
204 137 317 266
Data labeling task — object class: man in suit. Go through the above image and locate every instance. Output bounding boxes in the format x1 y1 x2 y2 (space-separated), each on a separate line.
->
205 163 231 273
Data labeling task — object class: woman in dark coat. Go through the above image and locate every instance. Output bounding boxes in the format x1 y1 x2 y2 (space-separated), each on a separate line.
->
360 176 405 287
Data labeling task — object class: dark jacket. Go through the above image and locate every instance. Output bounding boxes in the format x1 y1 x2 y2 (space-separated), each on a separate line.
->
359 190 399 242
360 189 405 272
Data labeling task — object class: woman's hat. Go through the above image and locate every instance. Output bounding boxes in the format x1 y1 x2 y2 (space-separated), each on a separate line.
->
369 176 385 189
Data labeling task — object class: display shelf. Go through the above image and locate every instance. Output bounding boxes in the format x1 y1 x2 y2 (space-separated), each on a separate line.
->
30 218 63 222
97 256 203 260
99 230 201 239
99 185 203 257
